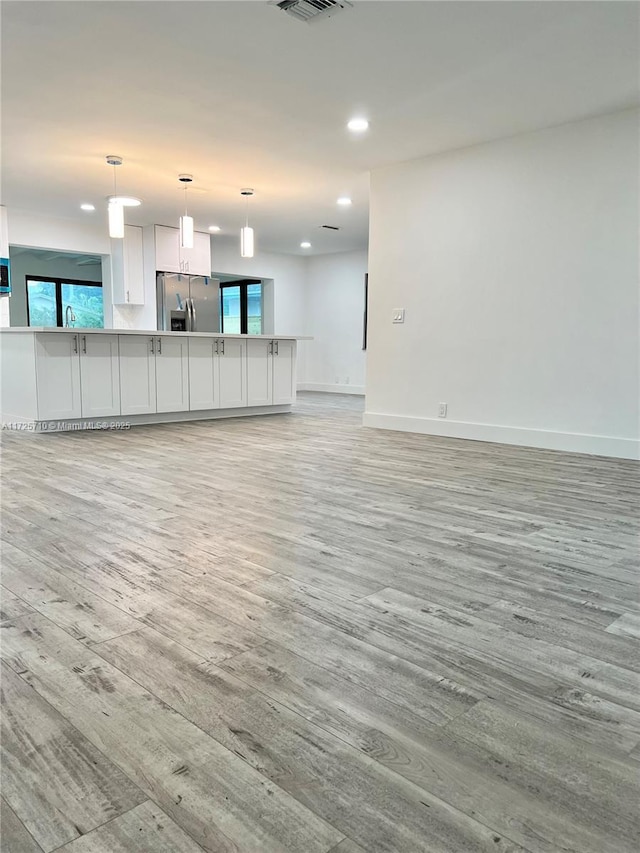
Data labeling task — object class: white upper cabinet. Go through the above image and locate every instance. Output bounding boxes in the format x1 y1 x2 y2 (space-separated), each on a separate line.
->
154 225 181 274
186 230 212 277
153 225 211 276
111 225 145 305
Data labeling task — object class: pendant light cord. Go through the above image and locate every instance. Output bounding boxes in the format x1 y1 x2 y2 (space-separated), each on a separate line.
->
245 194 249 227
184 183 188 216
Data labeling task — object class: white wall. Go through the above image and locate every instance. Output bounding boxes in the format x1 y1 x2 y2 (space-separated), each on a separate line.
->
302 250 367 394
8 210 110 257
365 109 639 459
211 236 307 336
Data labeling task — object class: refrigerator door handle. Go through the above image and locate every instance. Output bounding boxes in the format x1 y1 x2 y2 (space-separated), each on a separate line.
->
190 298 197 332
185 298 192 332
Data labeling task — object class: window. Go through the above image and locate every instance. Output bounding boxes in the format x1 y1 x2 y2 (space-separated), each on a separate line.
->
26 277 104 328
220 279 262 335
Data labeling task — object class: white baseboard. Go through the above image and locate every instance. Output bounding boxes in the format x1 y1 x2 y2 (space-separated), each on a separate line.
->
362 411 640 460
3 405 292 433
298 383 365 396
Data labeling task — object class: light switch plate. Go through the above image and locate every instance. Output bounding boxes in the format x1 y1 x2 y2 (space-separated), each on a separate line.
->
392 309 405 324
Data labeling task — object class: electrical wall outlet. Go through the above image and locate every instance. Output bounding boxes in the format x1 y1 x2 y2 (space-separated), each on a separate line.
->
392 309 405 324
438 402 447 418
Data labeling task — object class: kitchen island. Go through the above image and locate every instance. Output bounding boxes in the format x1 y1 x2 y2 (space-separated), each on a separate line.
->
0 328 307 431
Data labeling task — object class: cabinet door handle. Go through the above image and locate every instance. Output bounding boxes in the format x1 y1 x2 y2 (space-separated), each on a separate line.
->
158 337 162 354
126 289 130 303
275 341 279 356
150 337 155 354
268 341 273 355
73 335 78 354
82 335 87 354
220 340 225 355
214 340 219 355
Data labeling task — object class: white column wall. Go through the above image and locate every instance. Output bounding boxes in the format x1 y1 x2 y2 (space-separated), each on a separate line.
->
365 109 639 459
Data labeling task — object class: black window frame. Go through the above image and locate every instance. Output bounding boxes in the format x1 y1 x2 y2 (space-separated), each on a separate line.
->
363 272 368 350
219 278 262 335
25 275 103 327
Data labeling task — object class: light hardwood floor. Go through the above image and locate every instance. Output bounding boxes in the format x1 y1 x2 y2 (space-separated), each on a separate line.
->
1 392 638 853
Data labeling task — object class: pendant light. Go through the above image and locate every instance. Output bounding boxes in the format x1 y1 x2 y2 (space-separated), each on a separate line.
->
105 155 141 239
106 155 124 238
240 188 254 258
178 174 194 249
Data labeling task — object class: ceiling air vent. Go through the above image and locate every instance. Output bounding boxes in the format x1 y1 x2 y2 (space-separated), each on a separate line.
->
269 0 353 25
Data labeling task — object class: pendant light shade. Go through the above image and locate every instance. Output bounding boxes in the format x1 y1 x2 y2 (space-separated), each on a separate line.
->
240 226 254 258
178 174 194 249
240 188 255 258
180 215 194 249
106 155 124 239
104 156 140 238
108 200 125 239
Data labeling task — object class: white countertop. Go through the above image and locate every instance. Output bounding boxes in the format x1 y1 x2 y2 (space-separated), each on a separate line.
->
0 327 311 340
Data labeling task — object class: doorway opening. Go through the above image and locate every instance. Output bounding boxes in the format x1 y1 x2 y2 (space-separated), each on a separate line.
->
218 276 263 335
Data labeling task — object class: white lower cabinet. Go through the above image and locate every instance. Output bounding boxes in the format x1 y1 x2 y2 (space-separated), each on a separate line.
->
188 337 218 410
35 333 82 420
29 332 295 426
247 338 296 406
119 335 157 415
247 339 274 406
79 334 121 417
156 335 189 413
36 332 124 420
120 335 189 415
218 338 247 408
188 337 247 411
272 339 296 405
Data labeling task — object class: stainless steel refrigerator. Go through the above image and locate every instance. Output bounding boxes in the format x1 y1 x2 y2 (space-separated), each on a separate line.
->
156 273 220 332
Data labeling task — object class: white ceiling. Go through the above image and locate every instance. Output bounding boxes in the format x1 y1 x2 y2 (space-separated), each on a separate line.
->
2 1 638 256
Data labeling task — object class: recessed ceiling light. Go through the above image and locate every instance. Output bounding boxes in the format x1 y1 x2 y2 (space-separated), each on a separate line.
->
106 195 142 207
300 242 311 249
337 197 352 206
347 117 369 132
208 225 221 232
80 203 95 212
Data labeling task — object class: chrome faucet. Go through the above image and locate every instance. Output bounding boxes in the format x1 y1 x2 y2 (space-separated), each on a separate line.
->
65 305 76 327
